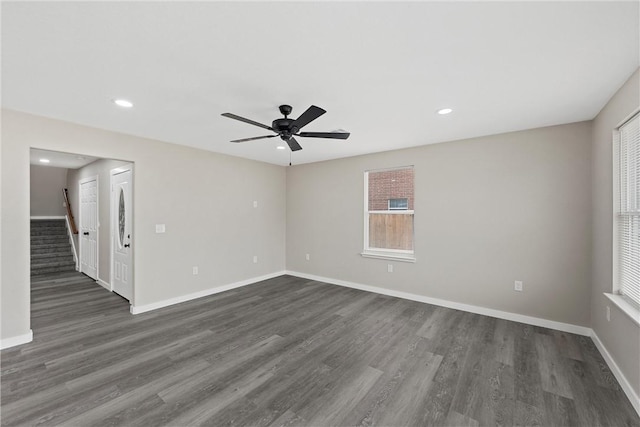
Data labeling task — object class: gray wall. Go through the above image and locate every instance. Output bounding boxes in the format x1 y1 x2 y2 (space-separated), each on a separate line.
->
287 122 593 327
591 68 640 398
67 159 130 285
30 164 68 217
1 109 286 342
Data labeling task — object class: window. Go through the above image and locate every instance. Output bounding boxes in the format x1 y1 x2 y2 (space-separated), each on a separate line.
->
614 112 640 309
362 166 415 261
389 198 408 210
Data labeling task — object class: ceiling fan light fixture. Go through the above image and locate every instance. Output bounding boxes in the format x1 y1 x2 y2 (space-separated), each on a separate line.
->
437 108 453 115
113 99 133 108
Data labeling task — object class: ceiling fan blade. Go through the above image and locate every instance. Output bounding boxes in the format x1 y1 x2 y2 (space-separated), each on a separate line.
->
298 131 350 140
221 113 273 131
286 137 302 152
231 135 277 143
292 105 326 130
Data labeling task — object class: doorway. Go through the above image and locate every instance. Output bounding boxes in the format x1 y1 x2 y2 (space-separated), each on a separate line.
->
29 148 135 303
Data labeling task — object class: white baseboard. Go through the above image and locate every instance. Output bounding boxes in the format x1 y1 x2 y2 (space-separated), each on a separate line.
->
30 216 65 220
130 271 286 315
285 270 592 336
1 329 33 350
591 330 640 417
96 278 111 291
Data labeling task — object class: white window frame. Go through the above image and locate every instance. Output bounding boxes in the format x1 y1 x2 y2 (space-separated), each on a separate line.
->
608 109 640 326
361 166 415 262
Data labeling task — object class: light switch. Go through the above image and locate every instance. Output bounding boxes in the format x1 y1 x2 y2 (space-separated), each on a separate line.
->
155 224 166 233
253 201 258 208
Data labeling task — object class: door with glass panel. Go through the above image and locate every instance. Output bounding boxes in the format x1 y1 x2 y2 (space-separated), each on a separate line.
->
112 167 133 301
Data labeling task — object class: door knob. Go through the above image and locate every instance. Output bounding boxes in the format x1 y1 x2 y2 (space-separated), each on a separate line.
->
124 243 130 248
83 232 89 235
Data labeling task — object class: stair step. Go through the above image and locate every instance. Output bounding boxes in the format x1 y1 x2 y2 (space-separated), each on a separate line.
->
31 219 66 227
31 252 74 261
32 259 75 268
31 258 75 268
31 264 77 276
31 243 72 254
31 227 67 236
31 235 69 244
31 264 75 274
31 241 71 247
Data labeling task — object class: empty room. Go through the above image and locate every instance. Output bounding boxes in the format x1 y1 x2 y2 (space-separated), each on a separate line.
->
1 1 639 426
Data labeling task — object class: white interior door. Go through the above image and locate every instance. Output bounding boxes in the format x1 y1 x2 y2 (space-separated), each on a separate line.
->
79 177 98 280
112 168 133 301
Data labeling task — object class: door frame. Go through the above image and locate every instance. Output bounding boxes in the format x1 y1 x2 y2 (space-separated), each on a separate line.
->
110 164 134 303
78 175 99 280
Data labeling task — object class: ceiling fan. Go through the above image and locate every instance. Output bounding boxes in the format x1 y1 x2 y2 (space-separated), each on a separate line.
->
221 104 350 152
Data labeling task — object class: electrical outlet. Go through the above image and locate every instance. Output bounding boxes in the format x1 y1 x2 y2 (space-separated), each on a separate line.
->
606 305 611 322
387 264 393 273
305 253 310 261
192 266 198 275
514 281 523 292
155 224 166 233
253 255 258 264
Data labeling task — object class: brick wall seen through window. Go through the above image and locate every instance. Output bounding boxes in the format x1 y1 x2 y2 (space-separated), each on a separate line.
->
368 168 414 211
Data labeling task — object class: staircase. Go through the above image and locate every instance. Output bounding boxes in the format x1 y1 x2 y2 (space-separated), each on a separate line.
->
31 219 76 276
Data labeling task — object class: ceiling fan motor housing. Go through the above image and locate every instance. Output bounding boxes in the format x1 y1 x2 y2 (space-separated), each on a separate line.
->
274 105 299 139
272 118 298 139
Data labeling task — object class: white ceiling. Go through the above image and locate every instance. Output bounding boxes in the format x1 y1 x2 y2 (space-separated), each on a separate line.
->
2 2 638 166
30 149 98 169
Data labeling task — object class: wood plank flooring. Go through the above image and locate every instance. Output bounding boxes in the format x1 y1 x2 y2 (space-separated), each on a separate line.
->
1 272 638 426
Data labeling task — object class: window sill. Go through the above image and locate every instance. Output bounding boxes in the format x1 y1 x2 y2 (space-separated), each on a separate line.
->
604 293 640 326
360 252 416 263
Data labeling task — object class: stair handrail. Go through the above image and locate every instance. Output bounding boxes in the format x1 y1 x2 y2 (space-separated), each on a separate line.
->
65 214 80 271
63 188 78 234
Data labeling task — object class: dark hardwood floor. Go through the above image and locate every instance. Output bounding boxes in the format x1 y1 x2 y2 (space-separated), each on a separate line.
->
1 272 638 426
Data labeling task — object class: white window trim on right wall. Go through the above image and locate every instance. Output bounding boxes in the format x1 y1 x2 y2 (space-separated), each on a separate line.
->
608 108 640 326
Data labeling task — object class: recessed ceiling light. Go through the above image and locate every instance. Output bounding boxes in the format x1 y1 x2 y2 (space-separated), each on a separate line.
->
113 99 133 108
437 108 453 115
276 146 286 150
39 158 50 163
